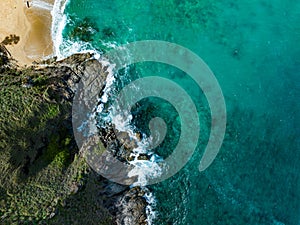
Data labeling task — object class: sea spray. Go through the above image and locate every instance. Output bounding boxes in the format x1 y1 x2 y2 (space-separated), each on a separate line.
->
51 0 69 58
109 110 161 225
51 2 158 223
143 187 158 225
51 0 101 59
99 63 164 187
95 57 162 225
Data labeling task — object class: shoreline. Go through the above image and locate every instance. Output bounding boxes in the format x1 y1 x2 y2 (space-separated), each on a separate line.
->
0 1 154 224
0 0 54 66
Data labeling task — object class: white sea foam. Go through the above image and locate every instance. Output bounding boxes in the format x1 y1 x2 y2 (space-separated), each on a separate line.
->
51 1 158 223
100 40 120 49
52 0 102 59
95 64 161 223
51 0 69 58
127 132 163 187
32 0 53 11
97 59 116 103
107 78 163 187
142 187 158 225
96 48 161 224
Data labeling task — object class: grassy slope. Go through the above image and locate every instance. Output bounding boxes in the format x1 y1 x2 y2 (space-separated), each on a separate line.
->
0 50 113 224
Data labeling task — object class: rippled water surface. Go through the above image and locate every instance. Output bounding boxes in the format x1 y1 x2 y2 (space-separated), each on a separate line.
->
60 0 300 224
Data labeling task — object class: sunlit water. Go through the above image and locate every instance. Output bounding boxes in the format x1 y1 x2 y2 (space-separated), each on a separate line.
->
55 0 300 224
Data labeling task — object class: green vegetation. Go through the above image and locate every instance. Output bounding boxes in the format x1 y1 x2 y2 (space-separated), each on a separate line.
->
44 135 70 168
0 48 113 224
1 34 20 45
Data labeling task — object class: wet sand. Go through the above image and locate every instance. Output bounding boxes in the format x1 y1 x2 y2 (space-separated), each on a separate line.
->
0 0 54 66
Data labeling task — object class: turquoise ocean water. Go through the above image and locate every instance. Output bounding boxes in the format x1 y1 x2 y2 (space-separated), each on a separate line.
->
54 0 300 224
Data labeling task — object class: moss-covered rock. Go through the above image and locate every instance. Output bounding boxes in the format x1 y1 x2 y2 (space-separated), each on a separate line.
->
0 48 148 225
0 50 116 224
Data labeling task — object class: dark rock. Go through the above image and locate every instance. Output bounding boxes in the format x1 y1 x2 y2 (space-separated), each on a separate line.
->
31 53 148 225
137 154 150 161
70 182 79 194
114 186 148 225
0 44 10 67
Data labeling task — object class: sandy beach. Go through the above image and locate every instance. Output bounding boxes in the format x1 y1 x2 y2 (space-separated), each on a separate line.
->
0 0 54 66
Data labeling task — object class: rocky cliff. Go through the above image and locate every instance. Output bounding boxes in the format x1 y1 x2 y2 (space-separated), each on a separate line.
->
0 47 147 224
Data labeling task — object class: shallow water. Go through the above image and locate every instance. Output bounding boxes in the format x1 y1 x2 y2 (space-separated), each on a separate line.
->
59 0 300 224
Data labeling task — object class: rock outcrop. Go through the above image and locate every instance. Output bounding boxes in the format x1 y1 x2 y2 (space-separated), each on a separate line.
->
42 53 148 224
0 50 148 225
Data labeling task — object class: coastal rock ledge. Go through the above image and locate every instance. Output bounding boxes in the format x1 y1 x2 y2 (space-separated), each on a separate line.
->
0 48 147 225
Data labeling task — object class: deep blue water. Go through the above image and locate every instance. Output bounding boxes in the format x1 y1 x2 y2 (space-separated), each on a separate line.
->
60 0 300 224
